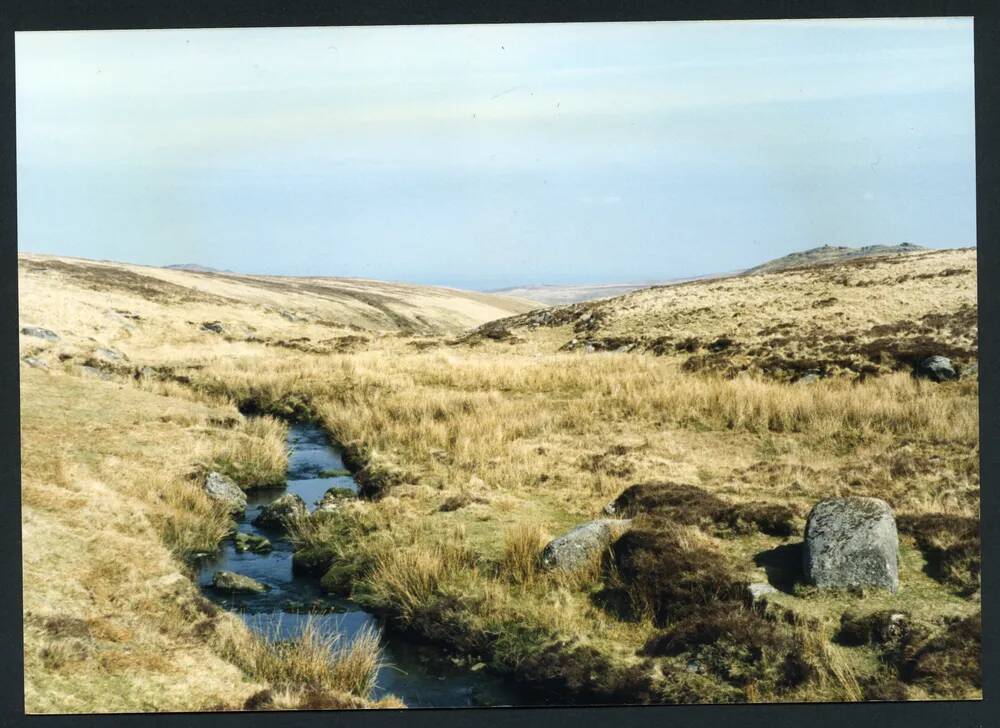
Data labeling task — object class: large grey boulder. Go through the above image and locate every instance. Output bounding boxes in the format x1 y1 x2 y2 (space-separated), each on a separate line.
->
541 519 631 571
203 472 247 515
916 355 957 382
212 570 268 593
804 497 899 593
21 326 60 342
253 493 307 530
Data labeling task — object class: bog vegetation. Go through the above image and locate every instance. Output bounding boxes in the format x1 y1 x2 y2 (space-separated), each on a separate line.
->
19 248 980 711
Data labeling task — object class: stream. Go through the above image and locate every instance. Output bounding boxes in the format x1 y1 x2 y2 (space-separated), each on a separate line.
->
197 423 549 708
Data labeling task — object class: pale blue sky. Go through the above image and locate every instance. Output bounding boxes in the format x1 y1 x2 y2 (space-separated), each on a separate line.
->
16 18 976 290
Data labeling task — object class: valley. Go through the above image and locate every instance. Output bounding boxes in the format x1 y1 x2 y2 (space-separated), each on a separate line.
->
18 247 980 711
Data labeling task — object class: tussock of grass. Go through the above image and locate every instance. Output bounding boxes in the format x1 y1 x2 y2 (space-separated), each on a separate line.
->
901 612 981 696
500 523 544 586
642 604 829 700
206 415 288 488
146 477 232 560
288 506 376 582
216 617 385 703
364 541 473 622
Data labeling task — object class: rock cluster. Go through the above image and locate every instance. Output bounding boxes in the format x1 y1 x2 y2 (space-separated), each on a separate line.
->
94 347 128 362
80 365 113 381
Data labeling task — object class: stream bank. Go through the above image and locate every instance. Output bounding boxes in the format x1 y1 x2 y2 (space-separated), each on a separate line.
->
197 422 549 708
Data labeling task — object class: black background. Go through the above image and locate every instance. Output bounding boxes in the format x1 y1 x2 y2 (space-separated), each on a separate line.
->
0 2 995 727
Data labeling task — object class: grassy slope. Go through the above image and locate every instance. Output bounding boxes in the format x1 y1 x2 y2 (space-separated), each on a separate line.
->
18 253 532 712
18 253 535 355
744 243 927 275
19 249 980 708
471 248 977 379
20 369 261 712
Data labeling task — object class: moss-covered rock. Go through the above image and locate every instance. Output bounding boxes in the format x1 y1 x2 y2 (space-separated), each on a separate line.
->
320 561 361 595
291 544 336 576
234 532 272 553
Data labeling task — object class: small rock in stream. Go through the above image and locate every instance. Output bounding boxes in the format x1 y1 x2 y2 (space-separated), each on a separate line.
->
253 493 307 530
234 532 272 553
212 570 269 593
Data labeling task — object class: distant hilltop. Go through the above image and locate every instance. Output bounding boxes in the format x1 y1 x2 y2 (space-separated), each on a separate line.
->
490 273 728 306
164 263 234 274
490 244 937 305
489 282 654 306
744 243 928 275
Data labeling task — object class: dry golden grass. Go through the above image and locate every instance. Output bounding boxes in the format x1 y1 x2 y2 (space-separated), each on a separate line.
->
500 523 545 586
17 252 535 356
186 350 976 522
20 370 265 713
205 415 289 488
366 545 464 622
509 248 973 342
140 475 233 560
200 345 976 702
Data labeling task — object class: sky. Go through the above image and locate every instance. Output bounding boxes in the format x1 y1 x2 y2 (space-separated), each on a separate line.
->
15 18 976 290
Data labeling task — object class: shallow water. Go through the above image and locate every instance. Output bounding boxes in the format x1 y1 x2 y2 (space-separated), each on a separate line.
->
197 423 548 708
